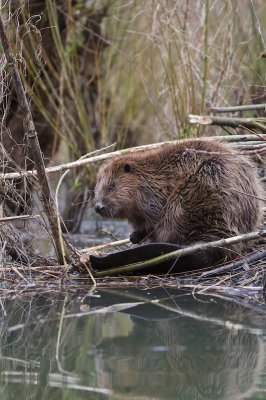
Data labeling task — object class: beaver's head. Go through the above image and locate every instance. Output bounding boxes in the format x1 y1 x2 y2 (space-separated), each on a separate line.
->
94 157 141 220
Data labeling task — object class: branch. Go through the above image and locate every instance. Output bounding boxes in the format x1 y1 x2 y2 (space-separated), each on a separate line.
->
0 135 263 180
0 215 40 223
93 229 266 277
81 238 130 253
211 104 266 113
0 16 66 265
189 114 266 133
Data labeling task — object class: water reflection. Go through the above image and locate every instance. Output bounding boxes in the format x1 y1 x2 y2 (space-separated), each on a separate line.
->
0 288 265 399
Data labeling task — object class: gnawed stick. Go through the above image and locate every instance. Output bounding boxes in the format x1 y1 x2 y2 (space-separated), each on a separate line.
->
0 15 66 264
189 114 266 133
0 134 263 180
93 229 266 277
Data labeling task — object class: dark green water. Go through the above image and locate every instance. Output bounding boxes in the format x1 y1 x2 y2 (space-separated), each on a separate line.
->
0 287 266 400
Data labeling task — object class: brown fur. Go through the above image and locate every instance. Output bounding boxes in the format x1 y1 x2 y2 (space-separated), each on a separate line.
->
94 140 264 265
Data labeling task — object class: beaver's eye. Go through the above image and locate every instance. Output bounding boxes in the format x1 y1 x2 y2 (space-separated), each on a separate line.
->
109 183 115 191
124 163 132 173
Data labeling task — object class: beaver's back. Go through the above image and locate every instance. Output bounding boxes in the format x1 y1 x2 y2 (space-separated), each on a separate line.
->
95 139 263 260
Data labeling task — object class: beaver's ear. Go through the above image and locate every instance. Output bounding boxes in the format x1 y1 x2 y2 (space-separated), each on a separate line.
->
124 163 132 173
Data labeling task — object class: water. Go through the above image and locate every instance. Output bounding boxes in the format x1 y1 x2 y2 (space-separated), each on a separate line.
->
1 287 266 400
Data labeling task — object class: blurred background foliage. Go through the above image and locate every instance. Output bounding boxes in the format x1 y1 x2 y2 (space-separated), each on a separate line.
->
0 0 265 230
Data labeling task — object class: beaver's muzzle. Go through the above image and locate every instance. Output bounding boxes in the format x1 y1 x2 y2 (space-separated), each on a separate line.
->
95 202 105 215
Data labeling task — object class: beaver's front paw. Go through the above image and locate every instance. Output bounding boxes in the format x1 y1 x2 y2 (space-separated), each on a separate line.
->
130 230 145 244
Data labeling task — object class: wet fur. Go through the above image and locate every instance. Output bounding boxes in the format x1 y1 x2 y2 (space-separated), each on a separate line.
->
94 140 264 266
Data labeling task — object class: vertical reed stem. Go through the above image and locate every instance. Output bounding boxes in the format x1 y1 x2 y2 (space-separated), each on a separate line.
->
200 0 209 115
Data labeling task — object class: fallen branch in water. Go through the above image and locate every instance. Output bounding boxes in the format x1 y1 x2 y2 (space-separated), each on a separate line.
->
93 229 266 277
0 134 263 180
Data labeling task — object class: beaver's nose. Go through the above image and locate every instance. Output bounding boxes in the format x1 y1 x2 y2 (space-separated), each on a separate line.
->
95 202 104 214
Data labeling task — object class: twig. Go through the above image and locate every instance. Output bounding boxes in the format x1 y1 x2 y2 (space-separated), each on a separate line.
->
211 104 266 113
0 265 65 272
81 238 130 253
200 0 209 115
0 135 263 180
55 170 69 266
241 147 266 156
82 261 96 287
93 229 266 277
55 295 77 375
197 275 232 293
0 16 66 265
201 249 266 277
0 215 40 223
250 0 266 54
10 265 31 285
239 125 266 142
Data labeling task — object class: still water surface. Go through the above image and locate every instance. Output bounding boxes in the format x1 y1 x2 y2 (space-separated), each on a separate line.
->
0 287 266 400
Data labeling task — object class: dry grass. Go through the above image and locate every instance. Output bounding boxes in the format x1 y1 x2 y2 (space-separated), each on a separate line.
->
2 1 265 152
101 0 266 141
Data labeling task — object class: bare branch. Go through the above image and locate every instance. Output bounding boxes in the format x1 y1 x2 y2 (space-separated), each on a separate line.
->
189 114 266 133
0 134 263 180
93 229 266 277
211 104 266 113
0 215 40 223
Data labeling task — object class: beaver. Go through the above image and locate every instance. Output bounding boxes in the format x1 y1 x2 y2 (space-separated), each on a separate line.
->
94 139 264 266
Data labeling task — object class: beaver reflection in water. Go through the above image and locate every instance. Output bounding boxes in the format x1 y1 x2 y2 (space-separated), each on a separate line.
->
94 139 263 266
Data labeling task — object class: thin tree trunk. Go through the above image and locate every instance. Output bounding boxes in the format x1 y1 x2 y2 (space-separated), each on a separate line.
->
0 15 67 265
